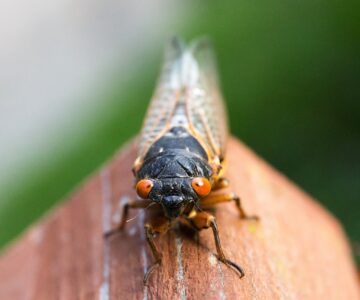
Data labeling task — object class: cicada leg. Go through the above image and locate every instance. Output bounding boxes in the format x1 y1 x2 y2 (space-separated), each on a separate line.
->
143 216 170 285
188 211 244 278
212 177 229 191
104 199 151 238
200 192 258 220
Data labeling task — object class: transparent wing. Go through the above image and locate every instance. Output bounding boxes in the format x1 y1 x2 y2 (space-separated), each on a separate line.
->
137 37 185 159
186 38 228 161
137 37 228 162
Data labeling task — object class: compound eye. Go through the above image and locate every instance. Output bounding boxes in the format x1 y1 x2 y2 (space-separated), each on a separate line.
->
191 177 211 197
136 179 153 199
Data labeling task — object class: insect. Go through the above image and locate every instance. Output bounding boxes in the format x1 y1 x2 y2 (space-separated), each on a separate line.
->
105 37 257 285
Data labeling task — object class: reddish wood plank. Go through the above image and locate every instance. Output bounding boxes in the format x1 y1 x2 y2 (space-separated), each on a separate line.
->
0 174 104 300
0 138 359 299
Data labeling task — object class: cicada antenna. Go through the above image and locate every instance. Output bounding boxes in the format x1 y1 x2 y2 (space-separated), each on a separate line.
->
125 201 157 224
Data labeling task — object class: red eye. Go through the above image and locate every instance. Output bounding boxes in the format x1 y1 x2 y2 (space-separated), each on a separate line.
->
136 179 153 199
191 177 211 197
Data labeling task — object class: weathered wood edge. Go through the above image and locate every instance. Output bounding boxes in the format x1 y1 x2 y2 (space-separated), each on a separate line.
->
0 138 359 300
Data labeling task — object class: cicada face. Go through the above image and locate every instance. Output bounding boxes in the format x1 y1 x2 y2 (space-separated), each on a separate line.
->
135 154 213 219
146 177 196 218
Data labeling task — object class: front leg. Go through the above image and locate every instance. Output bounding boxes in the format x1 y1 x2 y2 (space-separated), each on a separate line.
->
189 211 244 278
104 199 151 238
212 177 229 191
200 192 258 220
143 216 170 285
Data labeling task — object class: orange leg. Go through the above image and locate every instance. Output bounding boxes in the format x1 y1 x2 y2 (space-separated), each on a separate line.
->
189 211 244 278
200 192 258 220
212 177 230 191
143 216 171 285
104 199 151 238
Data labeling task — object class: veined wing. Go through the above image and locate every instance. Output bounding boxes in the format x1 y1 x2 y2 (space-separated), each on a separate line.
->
185 38 228 162
137 37 228 163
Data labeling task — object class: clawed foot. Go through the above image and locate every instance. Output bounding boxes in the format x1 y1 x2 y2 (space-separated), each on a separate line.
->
218 256 245 278
233 196 260 221
143 260 161 286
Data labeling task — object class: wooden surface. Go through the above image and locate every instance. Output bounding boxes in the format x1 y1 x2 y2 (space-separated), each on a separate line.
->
0 138 359 300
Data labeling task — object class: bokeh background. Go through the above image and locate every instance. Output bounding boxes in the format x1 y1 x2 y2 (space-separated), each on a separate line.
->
1 0 359 260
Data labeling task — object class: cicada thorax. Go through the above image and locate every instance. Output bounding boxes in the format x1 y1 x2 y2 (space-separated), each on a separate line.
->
135 126 213 181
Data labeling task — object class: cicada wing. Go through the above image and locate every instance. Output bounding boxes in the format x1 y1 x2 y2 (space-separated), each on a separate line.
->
186 38 228 161
137 37 186 160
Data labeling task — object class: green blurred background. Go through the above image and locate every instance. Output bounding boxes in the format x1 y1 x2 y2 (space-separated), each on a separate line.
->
1 0 359 259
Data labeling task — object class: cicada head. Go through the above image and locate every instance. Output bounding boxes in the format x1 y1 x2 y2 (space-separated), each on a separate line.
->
135 148 214 219
136 176 212 219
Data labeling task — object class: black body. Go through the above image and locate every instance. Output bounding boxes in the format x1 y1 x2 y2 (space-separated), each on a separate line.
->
136 126 213 218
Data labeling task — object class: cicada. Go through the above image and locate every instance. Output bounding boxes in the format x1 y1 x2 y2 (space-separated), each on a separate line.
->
105 37 257 285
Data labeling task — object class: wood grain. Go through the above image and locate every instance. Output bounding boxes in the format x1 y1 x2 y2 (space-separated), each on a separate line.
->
0 138 359 300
